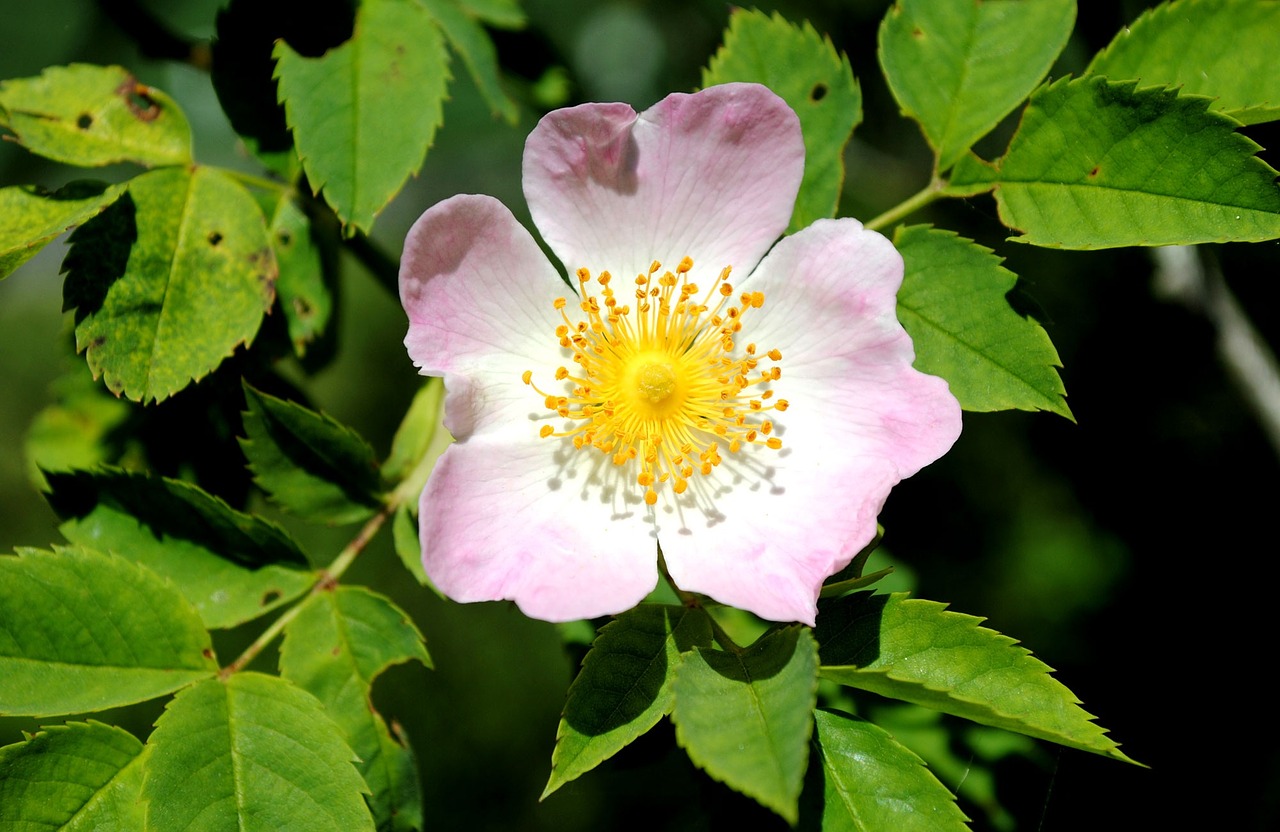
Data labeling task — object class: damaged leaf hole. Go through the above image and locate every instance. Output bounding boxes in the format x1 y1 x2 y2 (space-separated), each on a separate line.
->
116 77 162 122
810 82 828 102
276 230 293 248
208 231 223 246
76 113 93 130
261 589 282 606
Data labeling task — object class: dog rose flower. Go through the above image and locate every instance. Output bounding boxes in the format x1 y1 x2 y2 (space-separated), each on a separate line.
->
400 83 961 626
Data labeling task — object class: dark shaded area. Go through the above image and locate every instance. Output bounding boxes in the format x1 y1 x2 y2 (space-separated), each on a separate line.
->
211 0 356 153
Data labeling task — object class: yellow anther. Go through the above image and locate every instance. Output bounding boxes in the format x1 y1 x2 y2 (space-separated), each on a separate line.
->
554 297 567 309
539 425 554 438
645 490 658 506
522 370 532 384
677 256 693 273
766 437 782 450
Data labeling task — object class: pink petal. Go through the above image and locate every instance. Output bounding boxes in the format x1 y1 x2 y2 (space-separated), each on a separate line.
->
400 194 568 440
523 83 804 286
658 220 962 625
420 432 661 622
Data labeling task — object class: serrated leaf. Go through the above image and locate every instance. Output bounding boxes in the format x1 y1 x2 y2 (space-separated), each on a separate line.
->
0 64 191 167
816 592 1135 763
240 384 384 523
45 467 309 569
275 0 450 233
544 605 712 799
1087 0 1280 126
702 9 861 231
0 182 126 280
279 586 430 830
671 626 818 824
143 672 374 832
956 76 1280 248
454 0 525 28
894 224 1070 418
421 0 518 123
0 548 216 717
382 377 444 488
812 709 969 832
0 721 146 831
270 194 333 358
59 503 312 630
62 166 276 403
878 0 1075 171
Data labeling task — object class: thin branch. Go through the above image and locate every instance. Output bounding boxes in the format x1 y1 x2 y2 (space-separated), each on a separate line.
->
864 176 947 232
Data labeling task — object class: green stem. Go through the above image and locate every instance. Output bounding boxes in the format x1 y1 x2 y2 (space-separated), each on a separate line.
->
222 167 292 195
220 502 394 678
864 176 948 232
655 545 743 654
345 232 401 297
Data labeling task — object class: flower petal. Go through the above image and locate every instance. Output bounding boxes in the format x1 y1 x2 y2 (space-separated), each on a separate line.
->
658 220 962 625
400 194 568 440
523 83 804 285
420 433 661 622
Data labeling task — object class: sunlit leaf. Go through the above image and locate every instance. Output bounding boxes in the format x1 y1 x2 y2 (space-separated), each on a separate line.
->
894 224 1070 418
62 166 276 402
143 673 374 831
671 627 818 824
45 467 309 569
269 194 332 358
0 182 125 280
382 377 444 490
544 605 712 799
703 8 861 231
1087 0 1280 126
816 592 1136 763
0 721 146 831
392 503 433 588
0 548 216 717
274 0 450 233
240 384 384 524
878 0 1075 171
421 0 518 123
951 76 1280 248
59 503 313 630
279 586 431 830
0 64 191 167
812 709 969 831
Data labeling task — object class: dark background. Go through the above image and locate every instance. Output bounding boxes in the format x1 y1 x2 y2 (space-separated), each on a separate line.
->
2 1 1277 828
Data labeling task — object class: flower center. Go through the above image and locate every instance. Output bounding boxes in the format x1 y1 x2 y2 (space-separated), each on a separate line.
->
523 257 788 506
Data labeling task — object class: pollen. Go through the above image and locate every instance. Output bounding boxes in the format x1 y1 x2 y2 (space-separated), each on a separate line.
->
524 258 786 506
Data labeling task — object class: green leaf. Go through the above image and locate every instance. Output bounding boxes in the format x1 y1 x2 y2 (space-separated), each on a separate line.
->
382 377 444 489
543 605 713 799
421 0 518 123
702 9 861 231
812 709 969 831
59 503 313 630
0 548 216 717
45 467 309 569
240 384 384 524
392 503 436 590
279 586 431 830
1087 0 1280 126
454 0 525 28
143 672 374 832
959 76 1280 248
878 0 1075 171
0 721 146 831
269 194 332 358
0 182 125 280
275 0 450 233
62 166 276 403
0 64 192 167
24 362 132 491
816 592 1136 763
894 224 1070 418
671 626 818 824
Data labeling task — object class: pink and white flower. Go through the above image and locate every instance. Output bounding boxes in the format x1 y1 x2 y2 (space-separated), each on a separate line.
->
399 83 961 626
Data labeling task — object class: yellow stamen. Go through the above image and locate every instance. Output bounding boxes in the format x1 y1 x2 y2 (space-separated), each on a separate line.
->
523 258 787 504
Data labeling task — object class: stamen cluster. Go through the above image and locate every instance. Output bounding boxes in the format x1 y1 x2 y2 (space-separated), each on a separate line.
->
523 257 788 506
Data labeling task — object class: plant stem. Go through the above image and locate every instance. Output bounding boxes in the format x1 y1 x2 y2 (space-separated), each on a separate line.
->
864 176 947 232
346 232 401 297
655 545 744 653
223 167 291 195
220 503 394 678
